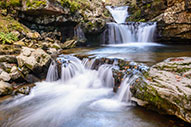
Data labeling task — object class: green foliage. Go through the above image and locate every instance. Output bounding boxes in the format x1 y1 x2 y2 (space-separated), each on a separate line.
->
0 32 18 44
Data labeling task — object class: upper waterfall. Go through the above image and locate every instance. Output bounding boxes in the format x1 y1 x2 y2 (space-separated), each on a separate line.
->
105 6 157 44
106 6 129 24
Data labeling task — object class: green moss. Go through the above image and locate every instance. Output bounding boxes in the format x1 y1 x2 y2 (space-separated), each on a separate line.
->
138 19 146 22
26 0 47 9
0 0 21 8
59 0 80 13
126 9 142 22
0 15 30 34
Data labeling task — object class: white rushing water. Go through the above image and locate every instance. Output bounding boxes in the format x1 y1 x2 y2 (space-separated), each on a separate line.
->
106 6 129 24
46 60 59 82
0 55 155 127
105 6 157 44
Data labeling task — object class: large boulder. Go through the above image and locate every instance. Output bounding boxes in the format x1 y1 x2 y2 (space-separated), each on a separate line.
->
131 57 191 123
0 81 13 96
17 47 51 75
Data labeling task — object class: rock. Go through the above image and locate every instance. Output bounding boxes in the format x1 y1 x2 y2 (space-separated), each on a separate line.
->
17 0 109 44
11 31 20 38
17 47 51 73
127 0 191 43
26 32 41 39
61 39 78 49
0 62 15 73
131 57 191 123
10 66 22 81
47 48 59 56
0 55 17 63
14 86 31 95
0 69 11 82
24 74 40 83
0 81 13 96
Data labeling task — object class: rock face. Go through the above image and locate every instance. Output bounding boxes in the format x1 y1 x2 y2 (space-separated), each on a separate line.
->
17 0 109 43
17 47 51 75
127 0 191 43
131 57 191 123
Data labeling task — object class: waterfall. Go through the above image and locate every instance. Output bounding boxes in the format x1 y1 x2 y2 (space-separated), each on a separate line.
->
74 25 86 41
58 55 85 82
82 58 96 69
117 74 138 103
49 55 115 88
106 6 129 24
98 64 114 88
46 60 59 82
105 6 157 44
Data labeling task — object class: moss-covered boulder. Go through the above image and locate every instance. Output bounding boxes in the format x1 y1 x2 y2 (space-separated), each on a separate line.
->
131 57 191 123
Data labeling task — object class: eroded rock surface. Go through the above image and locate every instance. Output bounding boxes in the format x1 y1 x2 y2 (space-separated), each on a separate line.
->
17 47 51 73
131 57 191 123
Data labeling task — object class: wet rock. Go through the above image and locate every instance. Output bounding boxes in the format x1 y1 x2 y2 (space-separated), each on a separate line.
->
131 57 191 123
0 81 13 96
24 74 40 83
14 86 31 95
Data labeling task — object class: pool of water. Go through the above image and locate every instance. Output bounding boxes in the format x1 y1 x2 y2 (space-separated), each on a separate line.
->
63 43 191 66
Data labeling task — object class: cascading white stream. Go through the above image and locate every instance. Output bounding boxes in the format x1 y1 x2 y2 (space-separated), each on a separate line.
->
82 58 96 69
117 74 138 103
98 64 114 88
106 6 129 24
61 58 84 82
105 6 157 44
46 60 59 82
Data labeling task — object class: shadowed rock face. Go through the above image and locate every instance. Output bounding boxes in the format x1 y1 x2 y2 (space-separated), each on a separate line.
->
17 0 108 43
131 57 191 123
127 0 191 43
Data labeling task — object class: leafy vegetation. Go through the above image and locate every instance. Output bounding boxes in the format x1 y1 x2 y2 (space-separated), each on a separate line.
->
0 32 18 44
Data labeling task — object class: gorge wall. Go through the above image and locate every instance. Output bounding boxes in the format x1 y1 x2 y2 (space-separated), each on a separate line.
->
127 0 191 43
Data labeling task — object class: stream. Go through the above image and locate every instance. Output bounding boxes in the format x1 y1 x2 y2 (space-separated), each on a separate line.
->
0 5 191 127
